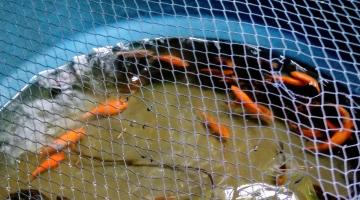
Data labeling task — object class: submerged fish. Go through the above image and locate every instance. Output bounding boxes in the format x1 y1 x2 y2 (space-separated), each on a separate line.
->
271 71 320 93
197 111 230 141
200 68 234 76
230 85 273 124
38 127 86 158
80 98 128 120
290 71 320 93
153 54 190 69
307 106 354 151
272 75 306 87
31 151 66 181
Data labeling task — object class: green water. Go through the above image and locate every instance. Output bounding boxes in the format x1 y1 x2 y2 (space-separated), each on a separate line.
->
0 82 347 199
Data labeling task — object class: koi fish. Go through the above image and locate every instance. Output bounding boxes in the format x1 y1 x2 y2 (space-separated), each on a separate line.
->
307 106 354 151
230 85 273 123
272 75 306 87
154 54 190 69
31 151 66 181
270 71 320 93
80 98 128 120
290 71 320 93
200 68 234 76
197 111 230 141
38 127 86 158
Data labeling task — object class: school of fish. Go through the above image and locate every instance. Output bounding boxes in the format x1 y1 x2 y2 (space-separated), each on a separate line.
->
29 50 354 195
30 98 128 181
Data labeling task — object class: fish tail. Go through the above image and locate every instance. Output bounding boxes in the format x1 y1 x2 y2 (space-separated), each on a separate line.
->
257 105 274 124
195 110 206 121
79 112 94 121
74 127 87 137
30 169 42 181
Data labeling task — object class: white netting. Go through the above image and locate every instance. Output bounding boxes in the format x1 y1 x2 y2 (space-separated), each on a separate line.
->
0 1 359 200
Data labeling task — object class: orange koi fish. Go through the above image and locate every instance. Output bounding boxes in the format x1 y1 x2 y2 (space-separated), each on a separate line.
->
31 152 66 181
200 68 234 76
270 71 320 93
80 98 128 120
230 85 273 123
38 127 86 158
307 106 354 151
197 111 230 141
290 71 320 93
155 54 190 69
272 75 306 87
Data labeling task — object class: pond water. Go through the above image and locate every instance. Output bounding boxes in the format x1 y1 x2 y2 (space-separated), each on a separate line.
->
0 81 347 199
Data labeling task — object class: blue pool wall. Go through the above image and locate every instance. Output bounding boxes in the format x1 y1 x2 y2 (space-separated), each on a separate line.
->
0 0 358 106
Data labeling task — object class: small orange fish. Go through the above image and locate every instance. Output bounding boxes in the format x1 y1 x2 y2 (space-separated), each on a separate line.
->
289 71 320 93
270 71 320 93
197 111 230 141
155 54 189 69
80 98 128 120
230 85 273 123
216 57 235 68
301 128 323 139
272 75 306 87
200 68 234 76
307 106 354 151
31 151 65 181
38 127 86 158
